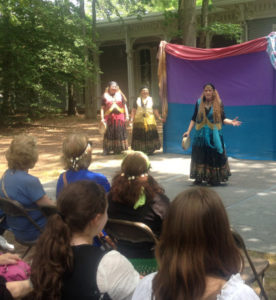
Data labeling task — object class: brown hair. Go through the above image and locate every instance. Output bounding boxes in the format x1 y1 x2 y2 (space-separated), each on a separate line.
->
31 180 107 300
197 84 222 123
61 134 91 171
152 187 242 300
5 135 38 170
109 151 164 206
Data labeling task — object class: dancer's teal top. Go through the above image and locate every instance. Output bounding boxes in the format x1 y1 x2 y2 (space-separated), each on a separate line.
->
193 98 224 154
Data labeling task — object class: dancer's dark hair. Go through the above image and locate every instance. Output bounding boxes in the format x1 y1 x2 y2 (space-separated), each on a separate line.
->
203 82 215 90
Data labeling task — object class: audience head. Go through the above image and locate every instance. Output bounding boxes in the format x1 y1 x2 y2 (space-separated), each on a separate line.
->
109 151 163 206
61 134 92 171
153 187 242 300
6 135 38 170
121 151 150 179
56 180 107 234
31 180 107 300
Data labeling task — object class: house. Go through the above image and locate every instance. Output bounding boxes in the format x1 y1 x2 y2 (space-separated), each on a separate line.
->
95 0 276 109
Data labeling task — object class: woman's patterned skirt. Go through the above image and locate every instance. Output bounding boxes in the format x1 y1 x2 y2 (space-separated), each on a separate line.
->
103 119 128 154
131 114 160 154
190 134 231 184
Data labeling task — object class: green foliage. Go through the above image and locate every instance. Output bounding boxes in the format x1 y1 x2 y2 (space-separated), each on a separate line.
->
209 22 242 42
95 0 155 19
0 0 95 119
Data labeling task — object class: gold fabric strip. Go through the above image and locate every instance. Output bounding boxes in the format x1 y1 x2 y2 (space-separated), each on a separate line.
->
104 104 125 116
157 41 168 121
196 119 222 130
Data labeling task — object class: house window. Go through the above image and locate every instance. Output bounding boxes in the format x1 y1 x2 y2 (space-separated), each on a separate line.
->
139 49 151 88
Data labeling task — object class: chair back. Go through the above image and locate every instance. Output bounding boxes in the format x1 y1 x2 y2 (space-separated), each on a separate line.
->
232 229 269 300
105 219 158 274
105 218 158 244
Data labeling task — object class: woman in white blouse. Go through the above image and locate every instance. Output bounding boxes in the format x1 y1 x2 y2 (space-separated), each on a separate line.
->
132 187 260 300
130 87 162 155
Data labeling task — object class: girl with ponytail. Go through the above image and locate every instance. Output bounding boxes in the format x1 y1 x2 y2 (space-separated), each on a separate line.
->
31 180 139 300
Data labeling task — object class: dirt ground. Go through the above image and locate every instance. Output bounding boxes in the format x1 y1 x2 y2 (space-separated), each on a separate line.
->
0 115 108 183
0 115 275 299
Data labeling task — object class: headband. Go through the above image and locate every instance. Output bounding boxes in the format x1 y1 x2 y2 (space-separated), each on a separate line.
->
70 142 92 169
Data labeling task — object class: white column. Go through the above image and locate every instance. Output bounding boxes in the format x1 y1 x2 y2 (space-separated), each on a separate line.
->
125 29 136 108
150 46 159 104
239 4 248 42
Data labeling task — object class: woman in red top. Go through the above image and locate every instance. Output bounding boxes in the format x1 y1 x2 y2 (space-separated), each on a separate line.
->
100 81 129 155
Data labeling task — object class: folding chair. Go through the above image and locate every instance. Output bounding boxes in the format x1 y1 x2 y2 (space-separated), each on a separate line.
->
0 196 43 258
105 219 158 275
232 229 269 300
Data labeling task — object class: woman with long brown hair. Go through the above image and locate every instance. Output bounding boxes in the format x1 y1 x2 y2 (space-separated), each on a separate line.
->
183 83 241 185
132 187 259 300
31 180 139 300
108 151 169 257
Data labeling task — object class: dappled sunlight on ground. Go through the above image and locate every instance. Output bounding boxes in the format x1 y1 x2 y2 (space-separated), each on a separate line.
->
0 115 103 182
0 115 275 298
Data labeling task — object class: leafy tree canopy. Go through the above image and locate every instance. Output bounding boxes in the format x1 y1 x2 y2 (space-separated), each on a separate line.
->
0 0 94 119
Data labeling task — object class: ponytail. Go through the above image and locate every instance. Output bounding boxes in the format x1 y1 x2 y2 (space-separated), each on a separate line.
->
31 214 73 300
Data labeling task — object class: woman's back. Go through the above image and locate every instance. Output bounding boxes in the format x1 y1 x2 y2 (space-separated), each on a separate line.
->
132 272 259 300
56 169 110 197
0 171 46 242
62 245 107 299
108 192 169 237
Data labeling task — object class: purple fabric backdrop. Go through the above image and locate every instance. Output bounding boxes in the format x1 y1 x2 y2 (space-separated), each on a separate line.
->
167 51 276 106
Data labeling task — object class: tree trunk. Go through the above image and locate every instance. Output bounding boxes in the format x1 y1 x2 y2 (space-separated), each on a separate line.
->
198 0 209 48
79 0 93 119
1 16 14 116
179 0 197 46
90 0 98 119
67 83 76 116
